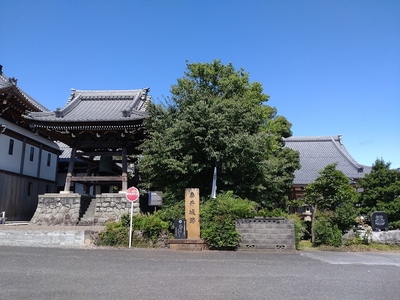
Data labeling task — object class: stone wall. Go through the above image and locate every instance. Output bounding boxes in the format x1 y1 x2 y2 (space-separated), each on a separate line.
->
235 217 295 251
31 193 90 225
93 193 139 225
30 192 139 226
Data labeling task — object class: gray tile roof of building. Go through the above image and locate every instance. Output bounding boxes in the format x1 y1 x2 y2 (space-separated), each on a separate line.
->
284 135 371 185
0 68 49 112
25 88 149 122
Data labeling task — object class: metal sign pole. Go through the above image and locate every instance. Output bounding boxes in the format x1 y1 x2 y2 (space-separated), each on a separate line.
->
129 201 134 248
126 186 139 249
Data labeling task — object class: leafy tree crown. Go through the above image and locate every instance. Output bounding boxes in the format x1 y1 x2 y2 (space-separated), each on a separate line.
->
138 60 299 207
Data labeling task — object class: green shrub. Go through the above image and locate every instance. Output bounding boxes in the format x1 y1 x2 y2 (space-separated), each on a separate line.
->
131 213 169 244
201 191 257 249
154 202 185 234
332 203 358 233
97 221 128 246
313 219 342 247
257 208 288 218
287 214 307 249
121 214 131 227
389 220 400 230
98 213 169 247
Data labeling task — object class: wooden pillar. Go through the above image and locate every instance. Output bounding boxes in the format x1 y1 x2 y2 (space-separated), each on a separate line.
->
19 138 26 174
64 147 76 192
121 147 128 191
37 144 43 178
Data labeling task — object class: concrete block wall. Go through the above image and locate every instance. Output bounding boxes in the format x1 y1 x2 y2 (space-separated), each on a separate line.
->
235 217 295 251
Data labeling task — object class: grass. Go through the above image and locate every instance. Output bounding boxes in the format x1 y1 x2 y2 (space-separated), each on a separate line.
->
298 240 400 252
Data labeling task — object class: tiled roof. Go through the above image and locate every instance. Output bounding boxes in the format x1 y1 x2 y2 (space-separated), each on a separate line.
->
0 69 49 112
284 135 371 185
25 88 149 123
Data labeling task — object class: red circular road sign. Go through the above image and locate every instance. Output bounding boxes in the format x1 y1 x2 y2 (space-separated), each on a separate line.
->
126 186 139 202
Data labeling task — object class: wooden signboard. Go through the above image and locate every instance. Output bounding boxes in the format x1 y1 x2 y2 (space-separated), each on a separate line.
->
185 188 200 239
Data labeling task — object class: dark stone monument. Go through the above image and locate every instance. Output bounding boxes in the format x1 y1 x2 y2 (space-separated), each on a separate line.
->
371 211 388 232
174 219 187 239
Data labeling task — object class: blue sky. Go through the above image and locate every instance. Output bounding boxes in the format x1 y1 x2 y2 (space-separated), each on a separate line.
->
1 0 399 168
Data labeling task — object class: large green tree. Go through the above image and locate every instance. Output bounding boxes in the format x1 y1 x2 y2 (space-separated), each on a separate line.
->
138 60 300 207
358 159 400 226
304 163 358 243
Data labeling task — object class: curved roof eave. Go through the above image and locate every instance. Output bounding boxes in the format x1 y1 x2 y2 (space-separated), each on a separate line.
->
0 72 49 112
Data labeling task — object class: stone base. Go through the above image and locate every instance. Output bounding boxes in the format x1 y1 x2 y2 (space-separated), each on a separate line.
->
167 239 207 251
372 230 400 245
30 193 90 226
30 192 139 226
93 193 139 225
342 229 400 245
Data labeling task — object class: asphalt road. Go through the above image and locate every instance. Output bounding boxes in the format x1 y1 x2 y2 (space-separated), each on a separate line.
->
1 247 399 300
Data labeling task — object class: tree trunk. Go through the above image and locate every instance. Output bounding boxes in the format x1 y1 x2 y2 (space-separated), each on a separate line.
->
311 203 318 244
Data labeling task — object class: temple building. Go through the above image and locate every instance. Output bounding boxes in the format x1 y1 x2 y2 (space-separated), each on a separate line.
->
23 87 150 225
0 66 59 221
25 88 149 194
284 135 371 219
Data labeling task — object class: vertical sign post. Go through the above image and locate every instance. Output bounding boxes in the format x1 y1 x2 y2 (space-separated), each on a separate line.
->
126 186 139 248
185 188 200 239
211 164 217 199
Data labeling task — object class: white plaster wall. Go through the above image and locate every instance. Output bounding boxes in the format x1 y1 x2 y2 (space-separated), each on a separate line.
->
22 144 39 177
0 118 59 181
39 150 57 181
0 118 58 149
0 134 23 173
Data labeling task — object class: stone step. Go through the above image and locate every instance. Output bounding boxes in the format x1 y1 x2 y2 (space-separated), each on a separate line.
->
84 200 97 217
79 218 95 225
79 200 97 225
167 239 207 251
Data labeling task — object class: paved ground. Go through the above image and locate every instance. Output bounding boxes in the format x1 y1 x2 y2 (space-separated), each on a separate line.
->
1 246 399 300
